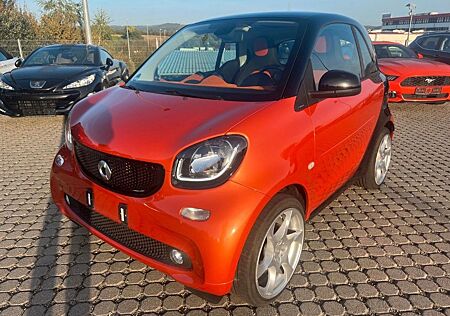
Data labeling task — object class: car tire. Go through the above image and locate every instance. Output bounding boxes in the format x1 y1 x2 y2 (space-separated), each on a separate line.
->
233 193 305 306
358 127 392 189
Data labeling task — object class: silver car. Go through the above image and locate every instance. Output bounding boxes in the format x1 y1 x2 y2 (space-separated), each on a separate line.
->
0 48 17 75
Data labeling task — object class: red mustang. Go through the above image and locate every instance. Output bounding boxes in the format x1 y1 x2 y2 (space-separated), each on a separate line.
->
374 41 450 103
51 13 394 305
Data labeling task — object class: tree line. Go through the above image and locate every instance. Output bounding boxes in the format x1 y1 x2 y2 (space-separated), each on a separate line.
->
0 0 135 43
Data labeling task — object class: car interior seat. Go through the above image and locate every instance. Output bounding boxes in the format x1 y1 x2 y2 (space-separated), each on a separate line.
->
234 37 281 87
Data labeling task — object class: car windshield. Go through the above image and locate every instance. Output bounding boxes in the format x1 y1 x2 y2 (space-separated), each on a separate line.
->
127 18 302 101
374 44 417 59
23 46 99 66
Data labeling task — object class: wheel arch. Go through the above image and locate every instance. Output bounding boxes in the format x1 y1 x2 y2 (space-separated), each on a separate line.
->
229 181 309 286
279 184 308 216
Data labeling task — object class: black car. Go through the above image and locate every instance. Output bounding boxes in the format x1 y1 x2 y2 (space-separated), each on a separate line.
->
409 32 450 65
0 44 129 116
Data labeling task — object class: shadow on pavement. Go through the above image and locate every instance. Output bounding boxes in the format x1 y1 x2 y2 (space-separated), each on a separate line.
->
25 116 92 315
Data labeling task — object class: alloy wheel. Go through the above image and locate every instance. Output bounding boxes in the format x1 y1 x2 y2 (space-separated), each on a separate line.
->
375 134 392 185
255 207 304 299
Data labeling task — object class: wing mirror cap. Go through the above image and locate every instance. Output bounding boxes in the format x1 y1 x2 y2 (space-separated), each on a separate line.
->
106 58 114 67
309 70 361 99
14 58 23 68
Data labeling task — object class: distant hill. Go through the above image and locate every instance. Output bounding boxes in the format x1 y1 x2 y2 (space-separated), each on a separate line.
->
111 23 184 35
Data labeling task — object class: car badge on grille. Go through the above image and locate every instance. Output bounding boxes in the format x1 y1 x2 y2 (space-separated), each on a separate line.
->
425 78 436 84
98 160 112 181
30 80 46 89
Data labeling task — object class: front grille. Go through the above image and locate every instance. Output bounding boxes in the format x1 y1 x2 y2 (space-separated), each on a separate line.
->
401 76 450 87
75 142 165 197
403 93 449 100
11 100 57 115
66 195 191 269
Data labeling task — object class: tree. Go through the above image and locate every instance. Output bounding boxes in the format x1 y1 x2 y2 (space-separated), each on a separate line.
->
37 0 83 41
121 26 142 40
92 9 113 45
0 0 38 40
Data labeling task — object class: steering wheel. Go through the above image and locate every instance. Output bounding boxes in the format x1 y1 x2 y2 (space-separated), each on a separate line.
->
260 66 284 83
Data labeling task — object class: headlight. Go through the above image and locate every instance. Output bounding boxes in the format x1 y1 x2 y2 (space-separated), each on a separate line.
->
0 78 14 90
386 75 398 81
63 74 96 89
65 118 73 151
172 135 248 189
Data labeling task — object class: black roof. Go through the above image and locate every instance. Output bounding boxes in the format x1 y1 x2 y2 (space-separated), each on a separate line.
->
196 11 360 27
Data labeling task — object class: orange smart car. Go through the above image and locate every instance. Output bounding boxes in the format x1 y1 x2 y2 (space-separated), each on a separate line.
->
51 12 394 305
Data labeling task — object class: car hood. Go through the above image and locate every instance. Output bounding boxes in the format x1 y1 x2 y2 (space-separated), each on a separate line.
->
378 58 450 76
71 87 273 167
5 65 98 90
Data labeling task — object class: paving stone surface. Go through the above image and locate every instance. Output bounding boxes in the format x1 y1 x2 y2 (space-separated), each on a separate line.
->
0 103 449 315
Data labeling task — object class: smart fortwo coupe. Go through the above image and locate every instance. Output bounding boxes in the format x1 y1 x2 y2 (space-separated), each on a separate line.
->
51 12 394 305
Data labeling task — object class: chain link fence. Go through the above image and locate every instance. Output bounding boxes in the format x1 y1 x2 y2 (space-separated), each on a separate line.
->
0 38 167 72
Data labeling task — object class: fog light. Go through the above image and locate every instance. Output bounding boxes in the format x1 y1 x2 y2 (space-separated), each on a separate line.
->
170 249 184 265
55 154 65 167
180 207 210 221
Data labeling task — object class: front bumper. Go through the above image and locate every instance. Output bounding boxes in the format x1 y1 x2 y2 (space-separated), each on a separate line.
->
50 145 268 296
387 82 450 103
0 88 89 116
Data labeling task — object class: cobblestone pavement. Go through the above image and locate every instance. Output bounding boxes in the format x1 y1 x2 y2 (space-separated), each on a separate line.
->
0 103 449 316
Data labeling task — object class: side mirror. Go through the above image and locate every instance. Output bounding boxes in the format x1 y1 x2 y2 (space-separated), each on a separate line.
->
417 53 424 59
15 58 23 68
309 70 361 99
106 58 114 68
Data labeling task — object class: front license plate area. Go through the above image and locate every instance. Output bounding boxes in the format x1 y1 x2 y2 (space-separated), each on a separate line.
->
415 87 442 95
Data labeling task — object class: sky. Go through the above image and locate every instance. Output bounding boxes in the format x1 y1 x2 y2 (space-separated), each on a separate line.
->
17 0 450 26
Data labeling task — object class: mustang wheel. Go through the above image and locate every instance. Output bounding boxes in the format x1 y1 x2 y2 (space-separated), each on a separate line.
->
359 127 392 189
234 193 305 306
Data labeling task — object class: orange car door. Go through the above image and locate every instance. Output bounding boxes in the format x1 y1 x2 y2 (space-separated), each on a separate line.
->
306 24 367 210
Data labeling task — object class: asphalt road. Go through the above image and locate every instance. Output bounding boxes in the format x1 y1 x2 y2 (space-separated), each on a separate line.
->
0 103 449 315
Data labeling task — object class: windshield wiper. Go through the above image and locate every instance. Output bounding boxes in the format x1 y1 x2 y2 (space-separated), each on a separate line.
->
162 89 224 100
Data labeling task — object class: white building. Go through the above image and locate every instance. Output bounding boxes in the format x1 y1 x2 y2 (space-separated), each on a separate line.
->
382 12 450 32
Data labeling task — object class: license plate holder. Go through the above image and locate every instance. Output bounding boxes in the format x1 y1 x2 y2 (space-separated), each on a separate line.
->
415 87 442 95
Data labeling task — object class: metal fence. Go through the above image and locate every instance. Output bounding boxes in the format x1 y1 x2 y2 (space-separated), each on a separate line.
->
0 38 165 72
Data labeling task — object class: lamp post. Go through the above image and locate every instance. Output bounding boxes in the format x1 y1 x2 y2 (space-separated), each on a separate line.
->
406 3 416 46
82 0 92 44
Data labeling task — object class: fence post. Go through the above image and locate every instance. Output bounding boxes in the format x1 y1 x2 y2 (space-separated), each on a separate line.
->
17 39 24 58
126 26 131 61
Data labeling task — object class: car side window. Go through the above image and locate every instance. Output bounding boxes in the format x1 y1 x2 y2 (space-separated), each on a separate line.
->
0 52 7 62
354 29 375 78
440 37 450 53
419 36 440 50
100 49 113 65
310 24 361 89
